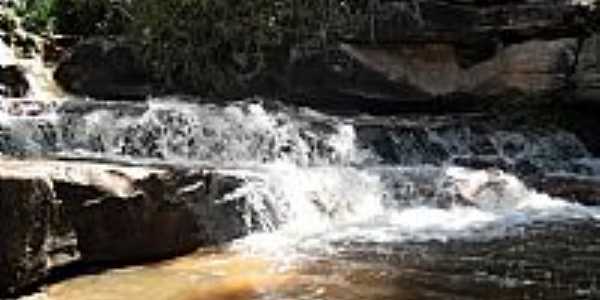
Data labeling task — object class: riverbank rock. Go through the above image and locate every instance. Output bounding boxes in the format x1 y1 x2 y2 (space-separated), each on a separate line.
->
54 38 153 100
0 158 252 296
0 64 29 97
278 0 585 108
0 174 53 295
50 1 594 109
574 34 600 102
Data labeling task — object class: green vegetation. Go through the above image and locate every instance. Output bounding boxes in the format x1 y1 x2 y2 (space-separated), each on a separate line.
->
127 0 358 95
14 0 127 35
15 0 363 94
13 0 600 95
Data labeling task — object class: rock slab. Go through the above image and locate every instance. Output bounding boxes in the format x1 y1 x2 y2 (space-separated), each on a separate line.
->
0 159 249 296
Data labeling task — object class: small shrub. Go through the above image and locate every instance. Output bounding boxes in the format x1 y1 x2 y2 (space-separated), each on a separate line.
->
16 0 57 33
127 0 357 95
16 0 127 35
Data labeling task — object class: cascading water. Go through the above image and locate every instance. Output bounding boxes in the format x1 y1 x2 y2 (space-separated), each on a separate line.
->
6 98 600 300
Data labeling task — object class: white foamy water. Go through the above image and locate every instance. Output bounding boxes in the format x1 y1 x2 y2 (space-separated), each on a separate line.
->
1 98 599 258
232 165 600 258
0 99 369 166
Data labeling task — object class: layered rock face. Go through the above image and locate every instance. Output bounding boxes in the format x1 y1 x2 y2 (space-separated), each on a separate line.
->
0 38 29 97
285 0 588 105
53 0 598 107
0 159 249 296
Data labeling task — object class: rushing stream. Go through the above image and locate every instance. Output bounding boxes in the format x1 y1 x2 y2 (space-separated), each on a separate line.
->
4 98 600 300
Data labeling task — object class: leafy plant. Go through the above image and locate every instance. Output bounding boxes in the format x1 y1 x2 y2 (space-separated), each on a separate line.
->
16 0 57 33
15 0 128 35
127 0 357 95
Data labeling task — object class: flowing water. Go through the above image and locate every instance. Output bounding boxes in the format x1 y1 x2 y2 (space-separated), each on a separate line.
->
5 98 600 300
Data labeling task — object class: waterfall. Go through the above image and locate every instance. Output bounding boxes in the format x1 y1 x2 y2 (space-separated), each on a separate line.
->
1 98 599 255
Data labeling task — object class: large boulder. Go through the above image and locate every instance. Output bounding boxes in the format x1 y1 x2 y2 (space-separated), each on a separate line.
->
54 38 153 100
0 158 253 296
0 64 29 97
0 173 53 295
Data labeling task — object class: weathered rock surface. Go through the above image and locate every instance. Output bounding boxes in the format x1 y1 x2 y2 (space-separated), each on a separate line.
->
0 158 251 296
0 173 53 295
574 34 600 102
50 1 596 108
281 0 587 107
530 173 600 206
54 38 153 100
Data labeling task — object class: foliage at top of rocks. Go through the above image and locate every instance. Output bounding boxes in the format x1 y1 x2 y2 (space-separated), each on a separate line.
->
13 0 600 97
14 0 127 35
126 0 359 95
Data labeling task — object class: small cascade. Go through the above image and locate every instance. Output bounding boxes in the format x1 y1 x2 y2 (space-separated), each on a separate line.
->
0 10 66 117
0 100 373 166
2 97 599 300
356 115 592 175
0 98 599 257
19 54 65 101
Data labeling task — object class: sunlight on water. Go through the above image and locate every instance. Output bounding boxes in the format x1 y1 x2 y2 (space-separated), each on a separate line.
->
5 99 600 300
44 251 296 300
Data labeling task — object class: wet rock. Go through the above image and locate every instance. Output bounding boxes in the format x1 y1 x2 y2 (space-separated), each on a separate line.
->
54 38 153 100
2 99 52 116
283 37 577 107
529 173 600 206
0 174 53 295
59 166 249 263
451 155 514 172
0 159 252 295
574 34 600 102
0 65 29 97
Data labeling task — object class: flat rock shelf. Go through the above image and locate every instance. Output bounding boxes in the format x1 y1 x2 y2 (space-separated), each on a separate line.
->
0 158 250 296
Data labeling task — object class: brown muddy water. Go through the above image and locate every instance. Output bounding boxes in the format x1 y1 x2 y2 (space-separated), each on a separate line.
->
33 219 600 300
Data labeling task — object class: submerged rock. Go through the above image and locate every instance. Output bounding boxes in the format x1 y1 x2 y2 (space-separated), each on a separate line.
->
0 158 251 296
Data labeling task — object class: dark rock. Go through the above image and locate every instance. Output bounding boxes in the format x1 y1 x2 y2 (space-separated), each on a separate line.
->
574 34 600 102
353 1 586 44
529 173 600 206
0 159 254 295
0 174 52 295
54 38 153 100
0 65 29 97
279 38 577 107
451 155 514 171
